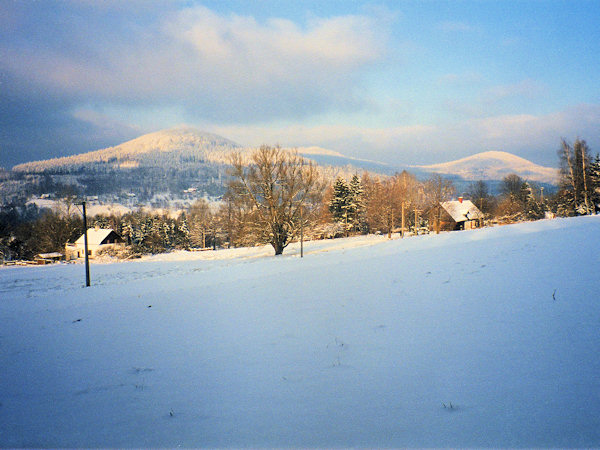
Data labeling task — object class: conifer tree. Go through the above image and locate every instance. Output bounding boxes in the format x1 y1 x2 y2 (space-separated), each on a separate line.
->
348 174 366 232
329 177 351 230
177 216 191 249
589 154 600 213
522 182 544 220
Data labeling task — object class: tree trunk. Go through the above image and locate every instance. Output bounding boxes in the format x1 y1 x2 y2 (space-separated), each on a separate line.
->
582 145 591 214
562 140 578 206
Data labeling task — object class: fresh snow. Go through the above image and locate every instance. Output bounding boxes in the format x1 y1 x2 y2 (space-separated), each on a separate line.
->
1 216 599 448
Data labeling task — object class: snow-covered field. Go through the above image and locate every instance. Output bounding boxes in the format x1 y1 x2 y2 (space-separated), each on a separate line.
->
1 216 599 448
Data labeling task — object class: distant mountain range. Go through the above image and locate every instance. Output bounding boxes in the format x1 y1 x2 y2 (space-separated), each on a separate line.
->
3 126 558 205
412 151 557 185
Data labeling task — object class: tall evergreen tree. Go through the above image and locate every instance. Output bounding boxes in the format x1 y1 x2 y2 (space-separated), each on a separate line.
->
177 215 191 249
348 174 366 232
589 154 600 213
329 177 351 230
522 182 544 220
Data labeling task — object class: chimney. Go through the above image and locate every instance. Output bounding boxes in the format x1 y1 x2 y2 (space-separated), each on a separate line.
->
458 196 463 203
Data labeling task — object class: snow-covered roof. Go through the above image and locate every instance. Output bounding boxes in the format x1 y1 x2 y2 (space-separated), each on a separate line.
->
440 200 484 222
75 228 118 246
37 252 63 259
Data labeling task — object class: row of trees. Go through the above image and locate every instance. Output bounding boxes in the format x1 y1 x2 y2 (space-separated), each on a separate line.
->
0 203 83 261
327 171 455 237
222 141 599 255
2 140 598 260
556 138 600 216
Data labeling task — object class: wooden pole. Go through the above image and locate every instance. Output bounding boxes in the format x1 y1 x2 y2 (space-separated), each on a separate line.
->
414 209 420 235
300 205 304 258
401 201 405 238
82 201 90 287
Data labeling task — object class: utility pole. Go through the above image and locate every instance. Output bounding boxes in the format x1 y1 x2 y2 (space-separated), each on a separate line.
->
300 205 304 258
81 201 90 287
414 209 420 235
401 201 405 238
540 186 544 204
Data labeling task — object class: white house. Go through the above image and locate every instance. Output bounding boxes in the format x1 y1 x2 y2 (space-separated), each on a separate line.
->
66 228 125 259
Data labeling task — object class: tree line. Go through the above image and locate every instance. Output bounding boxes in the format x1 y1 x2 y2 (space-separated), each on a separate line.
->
1 140 598 260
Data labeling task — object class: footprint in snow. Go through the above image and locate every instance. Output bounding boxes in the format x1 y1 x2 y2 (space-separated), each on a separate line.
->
131 367 154 375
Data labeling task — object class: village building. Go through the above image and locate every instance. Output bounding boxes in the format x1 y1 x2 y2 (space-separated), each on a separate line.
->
439 197 484 231
35 252 64 264
65 228 125 259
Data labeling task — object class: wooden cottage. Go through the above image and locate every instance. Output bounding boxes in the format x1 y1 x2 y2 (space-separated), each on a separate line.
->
439 197 484 231
35 252 64 264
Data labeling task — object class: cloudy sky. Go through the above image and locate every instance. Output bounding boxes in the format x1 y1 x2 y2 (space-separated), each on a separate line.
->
1 0 599 169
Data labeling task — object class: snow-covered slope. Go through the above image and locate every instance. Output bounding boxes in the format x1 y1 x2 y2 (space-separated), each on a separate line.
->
10 127 392 190
12 126 242 172
295 148 398 175
295 146 344 157
414 150 558 184
1 216 599 447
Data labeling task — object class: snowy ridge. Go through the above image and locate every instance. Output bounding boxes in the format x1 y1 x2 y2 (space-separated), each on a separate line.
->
11 127 379 182
13 126 242 172
413 150 558 184
1 216 599 447
295 146 345 157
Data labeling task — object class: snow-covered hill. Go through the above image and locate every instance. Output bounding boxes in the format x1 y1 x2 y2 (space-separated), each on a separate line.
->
413 150 558 184
13 126 242 172
5 127 393 204
10 128 557 190
1 216 599 447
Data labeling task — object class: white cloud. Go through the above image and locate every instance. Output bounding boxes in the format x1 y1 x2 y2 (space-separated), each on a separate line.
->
205 104 600 166
439 78 548 120
71 108 143 139
484 79 547 103
1 5 388 122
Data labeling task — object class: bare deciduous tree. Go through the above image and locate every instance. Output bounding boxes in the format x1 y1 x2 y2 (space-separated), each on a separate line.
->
468 180 492 214
558 138 593 215
228 145 324 255
425 174 455 234
188 198 215 249
362 171 423 237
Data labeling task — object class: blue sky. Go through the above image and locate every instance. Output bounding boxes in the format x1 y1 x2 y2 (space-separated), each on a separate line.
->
1 0 599 168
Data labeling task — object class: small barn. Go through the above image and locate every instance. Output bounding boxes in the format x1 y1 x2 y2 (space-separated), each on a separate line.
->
66 228 125 259
439 197 484 231
35 252 64 264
